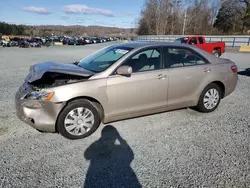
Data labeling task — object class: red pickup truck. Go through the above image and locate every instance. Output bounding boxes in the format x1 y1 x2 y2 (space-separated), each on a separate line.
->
175 36 225 57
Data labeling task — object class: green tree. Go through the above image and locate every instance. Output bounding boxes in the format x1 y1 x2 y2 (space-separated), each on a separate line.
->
0 22 26 35
213 1 235 33
240 0 250 33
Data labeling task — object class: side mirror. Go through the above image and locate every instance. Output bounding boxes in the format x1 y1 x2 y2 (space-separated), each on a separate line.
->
116 65 132 75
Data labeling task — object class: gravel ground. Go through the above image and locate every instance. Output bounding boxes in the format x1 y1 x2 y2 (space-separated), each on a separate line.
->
0 44 250 188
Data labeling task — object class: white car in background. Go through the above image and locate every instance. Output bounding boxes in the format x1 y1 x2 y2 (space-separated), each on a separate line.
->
85 39 90 44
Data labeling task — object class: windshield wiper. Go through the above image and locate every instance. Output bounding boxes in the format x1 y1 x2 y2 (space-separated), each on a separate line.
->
73 61 79 65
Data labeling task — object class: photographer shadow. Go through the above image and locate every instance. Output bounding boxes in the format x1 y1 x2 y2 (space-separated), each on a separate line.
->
83 125 142 188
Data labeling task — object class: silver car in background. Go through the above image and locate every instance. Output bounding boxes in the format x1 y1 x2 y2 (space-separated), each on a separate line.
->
15 42 238 140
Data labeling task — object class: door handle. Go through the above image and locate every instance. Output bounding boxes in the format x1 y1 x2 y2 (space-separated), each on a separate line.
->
203 67 211 73
157 74 167 80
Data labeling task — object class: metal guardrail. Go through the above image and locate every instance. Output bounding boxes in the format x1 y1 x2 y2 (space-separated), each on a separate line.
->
132 35 250 47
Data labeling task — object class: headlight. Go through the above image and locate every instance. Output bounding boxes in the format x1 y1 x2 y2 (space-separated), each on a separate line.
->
25 91 54 101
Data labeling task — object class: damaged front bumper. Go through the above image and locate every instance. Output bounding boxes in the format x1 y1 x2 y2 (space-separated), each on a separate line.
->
15 82 66 132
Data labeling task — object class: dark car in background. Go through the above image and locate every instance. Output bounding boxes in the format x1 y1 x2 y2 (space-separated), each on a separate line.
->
19 38 30 48
28 38 42 47
1 35 118 48
67 38 77 45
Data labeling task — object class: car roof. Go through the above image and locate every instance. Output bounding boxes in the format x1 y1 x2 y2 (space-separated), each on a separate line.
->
114 41 196 49
113 41 223 64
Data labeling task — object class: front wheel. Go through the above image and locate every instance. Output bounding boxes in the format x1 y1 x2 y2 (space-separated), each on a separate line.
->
57 99 101 140
195 83 222 113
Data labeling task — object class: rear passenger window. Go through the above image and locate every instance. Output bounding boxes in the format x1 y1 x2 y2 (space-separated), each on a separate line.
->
163 47 208 68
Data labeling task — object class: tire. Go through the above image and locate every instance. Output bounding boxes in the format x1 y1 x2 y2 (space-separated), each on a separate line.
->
195 83 222 113
57 99 101 140
213 49 220 57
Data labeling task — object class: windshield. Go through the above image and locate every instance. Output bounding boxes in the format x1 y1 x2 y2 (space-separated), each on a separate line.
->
175 37 189 43
78 45 133 73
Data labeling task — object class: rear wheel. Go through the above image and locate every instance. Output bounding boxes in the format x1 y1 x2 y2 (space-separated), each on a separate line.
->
213 49 220 57
57 99 101 140
196 83 222 113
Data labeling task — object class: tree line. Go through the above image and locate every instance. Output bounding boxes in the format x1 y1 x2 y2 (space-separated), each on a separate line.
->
0 22 26 36
136 0 250 35
0 22 135 37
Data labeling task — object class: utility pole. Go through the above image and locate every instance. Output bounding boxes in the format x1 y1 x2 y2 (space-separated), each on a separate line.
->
171 0 176 35
182 6 187 35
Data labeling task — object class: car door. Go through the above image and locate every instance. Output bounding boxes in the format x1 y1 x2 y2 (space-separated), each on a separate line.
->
106 47 168 118
188 37 205 51
163 47 213 108
188 37 198 45
196 37 209 52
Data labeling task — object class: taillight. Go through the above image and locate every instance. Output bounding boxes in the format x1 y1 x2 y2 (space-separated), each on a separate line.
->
231 65 238 73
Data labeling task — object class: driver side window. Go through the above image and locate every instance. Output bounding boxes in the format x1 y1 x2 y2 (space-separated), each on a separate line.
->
188 37 197 45
123 48 162 73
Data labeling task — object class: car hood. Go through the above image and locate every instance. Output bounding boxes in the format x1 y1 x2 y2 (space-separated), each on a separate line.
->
25 61 94 83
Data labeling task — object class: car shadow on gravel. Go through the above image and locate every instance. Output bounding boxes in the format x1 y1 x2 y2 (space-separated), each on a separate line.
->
238 69 250 77
83 125 142 188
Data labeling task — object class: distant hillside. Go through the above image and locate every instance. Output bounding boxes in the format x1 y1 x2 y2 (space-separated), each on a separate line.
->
25 25 137 37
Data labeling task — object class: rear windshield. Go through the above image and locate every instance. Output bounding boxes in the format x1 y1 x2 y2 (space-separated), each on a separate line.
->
175 37 189 44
